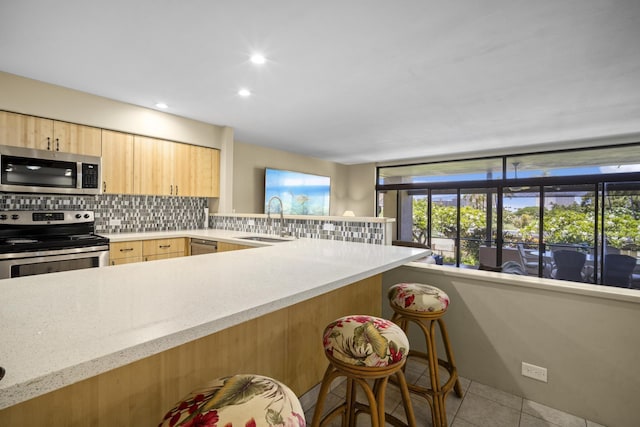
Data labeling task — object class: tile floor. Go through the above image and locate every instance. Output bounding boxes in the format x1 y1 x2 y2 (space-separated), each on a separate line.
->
299 358 606 427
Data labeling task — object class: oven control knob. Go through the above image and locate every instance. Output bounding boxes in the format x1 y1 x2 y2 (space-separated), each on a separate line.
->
75 214 82 219
84 213 90 219
0 214 6 220
11 214 19 220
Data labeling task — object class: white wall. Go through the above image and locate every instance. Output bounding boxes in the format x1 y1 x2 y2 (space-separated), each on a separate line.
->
0 71 229 149
232 141 375 216
382 264 640 427
345 162 377 216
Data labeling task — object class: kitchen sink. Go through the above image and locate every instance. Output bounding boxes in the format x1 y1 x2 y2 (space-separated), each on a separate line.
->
237 236 293 243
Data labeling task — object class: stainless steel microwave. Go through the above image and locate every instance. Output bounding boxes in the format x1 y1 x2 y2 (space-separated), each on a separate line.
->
0 145 101 195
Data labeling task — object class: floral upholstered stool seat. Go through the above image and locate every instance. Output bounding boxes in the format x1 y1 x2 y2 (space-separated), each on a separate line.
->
388 283 463 427
158 374 305 427
311 315 416 427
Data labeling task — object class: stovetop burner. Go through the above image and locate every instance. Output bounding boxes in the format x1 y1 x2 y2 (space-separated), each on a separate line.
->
0 210 109 255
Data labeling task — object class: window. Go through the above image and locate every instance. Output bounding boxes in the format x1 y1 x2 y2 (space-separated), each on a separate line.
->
378 143 640 289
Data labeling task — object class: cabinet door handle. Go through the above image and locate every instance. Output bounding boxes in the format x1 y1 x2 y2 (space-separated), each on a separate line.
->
176 185 179 196
47 137 51 150
103 181 107 193
119 248 134 252
170 184 173 195
159 244 171 249
55 138 60 151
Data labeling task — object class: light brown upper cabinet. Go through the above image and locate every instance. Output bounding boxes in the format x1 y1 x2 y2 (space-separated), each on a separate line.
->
102 130 135 194
192 145 220 197
0 111 101 156
211 148 220 197
134 135 220 197
52 121 102 156
168 142 220 197
0 111 52 149
172 141 191 196
134 135 175 196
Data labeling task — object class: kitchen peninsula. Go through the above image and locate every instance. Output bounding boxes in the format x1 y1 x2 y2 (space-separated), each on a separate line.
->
0 233 426 426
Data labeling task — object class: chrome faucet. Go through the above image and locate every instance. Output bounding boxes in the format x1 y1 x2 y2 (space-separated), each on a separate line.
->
266 196 287 237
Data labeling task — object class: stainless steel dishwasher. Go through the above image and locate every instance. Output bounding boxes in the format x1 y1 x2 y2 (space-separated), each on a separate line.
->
190 239 218 255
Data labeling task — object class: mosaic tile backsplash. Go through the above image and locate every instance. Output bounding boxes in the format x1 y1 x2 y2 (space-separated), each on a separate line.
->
210 215 387 245
0 194 208 233
0 194 388 244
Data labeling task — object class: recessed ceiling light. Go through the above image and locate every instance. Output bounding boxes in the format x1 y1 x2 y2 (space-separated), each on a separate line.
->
238 89 251 97
250 54 266 65
155 103 168 109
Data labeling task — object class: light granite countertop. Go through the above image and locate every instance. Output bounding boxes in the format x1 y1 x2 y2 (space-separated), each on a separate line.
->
0 231 426 410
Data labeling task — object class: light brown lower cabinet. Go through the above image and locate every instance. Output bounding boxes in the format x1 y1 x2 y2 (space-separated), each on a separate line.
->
110 256 144 265
144 253 182 262
109 238 186 265
216 242 253 252
142 238 186 261
109 241 143 265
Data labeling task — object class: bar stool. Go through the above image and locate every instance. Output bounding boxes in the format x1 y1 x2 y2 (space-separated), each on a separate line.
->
388 283 462 427
311 314 416 427
159 374 305 427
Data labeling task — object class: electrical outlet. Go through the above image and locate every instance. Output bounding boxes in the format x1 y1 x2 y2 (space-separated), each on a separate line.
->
109 218 122 226
322 223 335 231
521 362 547 382
247 219 255 226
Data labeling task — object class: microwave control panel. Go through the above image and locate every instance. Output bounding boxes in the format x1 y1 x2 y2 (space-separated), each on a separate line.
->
81 163 99 189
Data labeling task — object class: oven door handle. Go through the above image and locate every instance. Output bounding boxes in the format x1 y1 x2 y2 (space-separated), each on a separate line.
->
0 245 110 261
0 247 110 279
0 249 109 266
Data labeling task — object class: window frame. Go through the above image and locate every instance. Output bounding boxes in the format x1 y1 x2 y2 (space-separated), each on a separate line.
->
377 142 640 286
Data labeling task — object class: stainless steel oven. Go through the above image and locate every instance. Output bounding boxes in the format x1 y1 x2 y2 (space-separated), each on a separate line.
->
0 210 109 279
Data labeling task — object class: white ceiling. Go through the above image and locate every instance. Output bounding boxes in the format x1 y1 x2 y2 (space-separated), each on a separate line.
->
1 1 639 165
